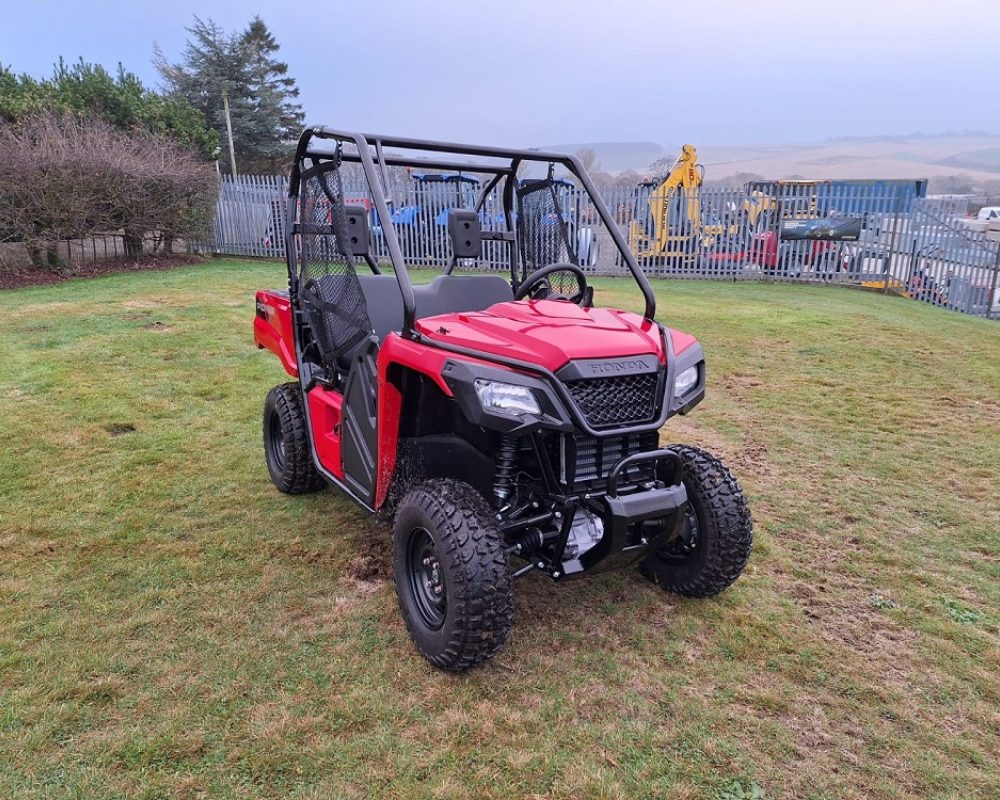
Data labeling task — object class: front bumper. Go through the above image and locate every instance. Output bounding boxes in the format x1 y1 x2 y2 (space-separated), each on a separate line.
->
560 449 688 577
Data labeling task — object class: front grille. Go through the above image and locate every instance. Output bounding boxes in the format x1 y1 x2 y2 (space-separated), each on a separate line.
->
565 372 660 428
561 430 659 486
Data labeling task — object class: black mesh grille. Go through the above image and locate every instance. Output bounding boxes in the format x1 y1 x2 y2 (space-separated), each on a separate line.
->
565 372 660 428
297 162 372 366
568 431 659 485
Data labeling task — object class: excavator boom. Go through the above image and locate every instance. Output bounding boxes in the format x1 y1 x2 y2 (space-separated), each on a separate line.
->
629 144 704 258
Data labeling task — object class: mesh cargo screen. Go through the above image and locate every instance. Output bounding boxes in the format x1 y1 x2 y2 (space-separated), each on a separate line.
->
517 180 579 285
297 162 373 365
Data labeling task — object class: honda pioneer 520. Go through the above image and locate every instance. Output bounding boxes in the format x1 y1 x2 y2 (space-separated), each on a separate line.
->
253 128 753 670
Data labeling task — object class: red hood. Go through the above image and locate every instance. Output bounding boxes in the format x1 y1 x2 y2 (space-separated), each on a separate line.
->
414 299 666 372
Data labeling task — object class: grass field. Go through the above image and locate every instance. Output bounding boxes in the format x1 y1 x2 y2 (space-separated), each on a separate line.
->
1 260 998 800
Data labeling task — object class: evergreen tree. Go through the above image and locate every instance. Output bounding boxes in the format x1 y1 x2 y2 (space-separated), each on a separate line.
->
0 59 217 159
155 16 304 174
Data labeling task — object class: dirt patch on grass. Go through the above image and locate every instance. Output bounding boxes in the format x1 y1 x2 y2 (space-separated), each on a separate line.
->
273 537 338 564
269 529 393 585
347 544 393 583
718 373 765 393
790 577 921 673
0 255 205 290
346 522 394 583
103 423 136 436
665 415 774 483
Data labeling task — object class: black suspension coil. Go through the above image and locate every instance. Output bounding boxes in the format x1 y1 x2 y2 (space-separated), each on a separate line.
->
492 434 519 506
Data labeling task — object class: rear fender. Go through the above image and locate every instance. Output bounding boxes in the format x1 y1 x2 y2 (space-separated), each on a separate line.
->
254 289 297 377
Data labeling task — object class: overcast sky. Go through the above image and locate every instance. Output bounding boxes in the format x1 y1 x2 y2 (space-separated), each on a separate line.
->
2 0 997 147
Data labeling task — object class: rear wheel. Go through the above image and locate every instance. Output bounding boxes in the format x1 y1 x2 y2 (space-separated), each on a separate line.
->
263 383 324 494
641 445 753 597
393 480 513 671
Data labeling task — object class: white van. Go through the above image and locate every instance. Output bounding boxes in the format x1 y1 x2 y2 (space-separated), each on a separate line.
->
960 206 1000 232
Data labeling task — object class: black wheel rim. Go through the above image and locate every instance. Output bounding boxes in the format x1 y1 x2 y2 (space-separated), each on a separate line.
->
265 409 286 472
406 526 446 630
657 502 700 565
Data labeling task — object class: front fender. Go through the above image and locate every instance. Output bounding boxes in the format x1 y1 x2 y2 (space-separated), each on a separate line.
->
374 335 507 509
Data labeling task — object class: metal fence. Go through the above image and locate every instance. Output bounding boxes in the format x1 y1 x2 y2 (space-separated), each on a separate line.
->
206 173 1000 320
1 231 188 270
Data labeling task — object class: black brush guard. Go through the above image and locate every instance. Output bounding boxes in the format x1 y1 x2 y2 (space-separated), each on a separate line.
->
557 449 688 578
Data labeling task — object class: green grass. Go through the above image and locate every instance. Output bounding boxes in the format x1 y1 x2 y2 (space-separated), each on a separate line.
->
1 260 998 800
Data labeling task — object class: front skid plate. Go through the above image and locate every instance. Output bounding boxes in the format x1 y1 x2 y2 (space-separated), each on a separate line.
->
560 483 688 577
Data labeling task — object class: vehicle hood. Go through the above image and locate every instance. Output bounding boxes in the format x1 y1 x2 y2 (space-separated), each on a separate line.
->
414 299 666 372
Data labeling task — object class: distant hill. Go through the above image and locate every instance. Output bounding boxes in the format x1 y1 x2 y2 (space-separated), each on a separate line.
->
697 136 1000 183
529 136 1000 188
936 147 1000 173
539 141 665 173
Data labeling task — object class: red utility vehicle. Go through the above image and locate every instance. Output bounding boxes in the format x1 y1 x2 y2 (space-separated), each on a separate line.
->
253 128 753 670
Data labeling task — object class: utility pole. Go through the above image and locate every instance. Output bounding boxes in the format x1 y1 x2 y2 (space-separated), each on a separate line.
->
222 88 237 176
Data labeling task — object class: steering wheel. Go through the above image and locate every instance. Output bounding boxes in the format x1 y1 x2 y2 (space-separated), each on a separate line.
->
514 263 592 306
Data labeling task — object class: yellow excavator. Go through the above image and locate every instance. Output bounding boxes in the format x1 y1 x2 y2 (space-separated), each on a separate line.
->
627 144 704 260
627 149 827 263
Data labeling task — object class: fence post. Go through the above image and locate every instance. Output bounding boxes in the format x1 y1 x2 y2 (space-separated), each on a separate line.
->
988 243 1000 320
904 238 919 291
882 190 902 293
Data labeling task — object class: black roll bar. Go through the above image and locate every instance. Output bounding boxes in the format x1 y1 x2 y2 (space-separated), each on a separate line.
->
286 127 658 330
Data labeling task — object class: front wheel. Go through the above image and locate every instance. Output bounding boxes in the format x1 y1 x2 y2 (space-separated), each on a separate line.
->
641 445 753 597
393 480 513 671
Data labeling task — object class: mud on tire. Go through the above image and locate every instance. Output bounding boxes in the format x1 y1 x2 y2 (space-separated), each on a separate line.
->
393 480 513 671
641 445 753 597
263 382 325 494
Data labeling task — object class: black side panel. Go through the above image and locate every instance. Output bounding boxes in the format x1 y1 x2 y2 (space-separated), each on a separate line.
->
340 336 379 503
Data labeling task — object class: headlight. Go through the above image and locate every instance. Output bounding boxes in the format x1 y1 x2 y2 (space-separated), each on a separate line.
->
474 380 541 417
674 365 699 397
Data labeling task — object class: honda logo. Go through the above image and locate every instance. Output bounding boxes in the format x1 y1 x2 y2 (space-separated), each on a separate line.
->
587 359 651 375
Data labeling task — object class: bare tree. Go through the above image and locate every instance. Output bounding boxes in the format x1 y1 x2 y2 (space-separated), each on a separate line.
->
927 174 975 195
645 154 676 179
0 114 114 268
574 147 601 175
702 171 765 189
0 112 217 268
608 169 642 192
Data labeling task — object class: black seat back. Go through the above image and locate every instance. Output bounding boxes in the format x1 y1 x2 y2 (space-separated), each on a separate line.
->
414 275 512 317
356 275 405 340
354 274 513 340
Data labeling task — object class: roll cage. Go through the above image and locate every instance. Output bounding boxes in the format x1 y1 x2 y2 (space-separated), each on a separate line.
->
285 126 658 331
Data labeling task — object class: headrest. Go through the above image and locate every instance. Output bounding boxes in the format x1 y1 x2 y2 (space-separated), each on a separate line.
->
447 209 481 259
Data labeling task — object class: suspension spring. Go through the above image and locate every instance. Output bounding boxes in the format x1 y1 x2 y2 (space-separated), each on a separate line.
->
492 434 519 506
